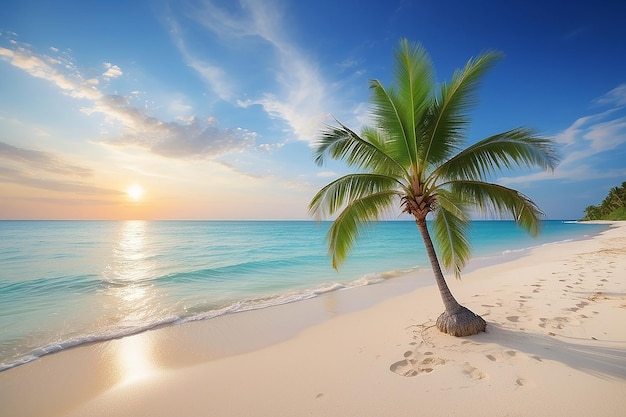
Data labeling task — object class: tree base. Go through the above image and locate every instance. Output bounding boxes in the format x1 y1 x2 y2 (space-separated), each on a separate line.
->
436 306 486 337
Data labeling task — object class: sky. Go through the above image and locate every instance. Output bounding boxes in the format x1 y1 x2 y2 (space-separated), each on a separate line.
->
0 0 625 220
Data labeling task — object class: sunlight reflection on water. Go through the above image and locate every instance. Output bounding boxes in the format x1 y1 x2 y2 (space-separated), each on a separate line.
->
101 221 161 384
104 220 154 283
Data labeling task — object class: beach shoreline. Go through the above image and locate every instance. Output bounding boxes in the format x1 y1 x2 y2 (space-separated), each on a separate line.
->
0 219 608 373
1 221 625 416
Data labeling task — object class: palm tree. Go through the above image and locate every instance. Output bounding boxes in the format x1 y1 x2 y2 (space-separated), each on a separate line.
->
583 205 601 221
309 39 559 337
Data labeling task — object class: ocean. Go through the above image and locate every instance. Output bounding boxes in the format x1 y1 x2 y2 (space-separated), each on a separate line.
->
0 220 609 371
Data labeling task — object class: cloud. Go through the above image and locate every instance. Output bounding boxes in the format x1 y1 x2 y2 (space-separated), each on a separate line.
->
0 165 120 195
184 58 234 102
0 141 93 177
167 18 235 101
0 195 120 207
0 36 256 159
0 142 120 195
500 85 626 186
498 163 626 186
0 44 102 100
84 96 256 158
584 115 626 152
553 114 591 146
594 83 626 107
102 62 123 78
257 142 285 151
108 116 256 158
316 170 338 178
338 58 359 70
171 0 336 144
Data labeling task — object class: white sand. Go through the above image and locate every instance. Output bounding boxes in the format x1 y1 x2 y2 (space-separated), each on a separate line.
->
1 222 625 416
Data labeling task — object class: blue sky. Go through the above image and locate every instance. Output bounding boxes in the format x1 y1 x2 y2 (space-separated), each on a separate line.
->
0 0 625 220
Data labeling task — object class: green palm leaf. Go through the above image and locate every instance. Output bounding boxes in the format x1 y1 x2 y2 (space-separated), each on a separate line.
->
314 121 406 177
309 173 401 220
326 191 398 269
419 51 503 171
369 40 434 169
432 206 471 278
431 188 471 276
449 180 544 236
432 128 559 182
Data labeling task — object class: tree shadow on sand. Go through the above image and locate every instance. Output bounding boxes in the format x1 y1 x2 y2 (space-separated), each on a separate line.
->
475 323 626 380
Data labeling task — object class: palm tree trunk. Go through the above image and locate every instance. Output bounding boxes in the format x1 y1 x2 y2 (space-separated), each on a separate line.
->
415 219 486 337
415 219 463 314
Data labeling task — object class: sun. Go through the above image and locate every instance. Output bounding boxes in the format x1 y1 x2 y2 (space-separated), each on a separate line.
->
126 184 144 201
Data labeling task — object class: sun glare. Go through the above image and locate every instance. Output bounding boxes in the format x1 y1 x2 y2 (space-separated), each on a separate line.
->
126 184 144 201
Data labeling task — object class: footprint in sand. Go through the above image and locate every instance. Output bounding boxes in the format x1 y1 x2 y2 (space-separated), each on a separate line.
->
390 349 447 377
539 316 569 330
462 363 486 380
485 350 517 363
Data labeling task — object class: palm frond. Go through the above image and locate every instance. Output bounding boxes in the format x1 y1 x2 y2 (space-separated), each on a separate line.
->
368 40 434 169
420 51 503 170
369 79 415 168
360 127 410 177
449 180 544 236
432 206 471 278
432 128 560 182
313 121 406 176
435 187 470 222
327 191 398 269
309 173 402 220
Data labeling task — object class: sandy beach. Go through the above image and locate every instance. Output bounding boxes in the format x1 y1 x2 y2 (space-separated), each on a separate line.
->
1 222 625 417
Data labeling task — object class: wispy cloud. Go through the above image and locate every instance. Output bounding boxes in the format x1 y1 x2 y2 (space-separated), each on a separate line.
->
0 35 256 159
171 0 335 144
0 141 93 177
316 170 338 178
0 43 102 100
500 85 626 186
166 18 236 102
0 142 120 195
593 83 626 107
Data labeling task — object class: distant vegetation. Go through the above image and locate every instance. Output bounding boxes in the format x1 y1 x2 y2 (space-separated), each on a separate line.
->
582 182 626 220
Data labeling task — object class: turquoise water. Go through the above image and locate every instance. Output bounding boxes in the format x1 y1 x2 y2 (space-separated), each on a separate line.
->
0 220 608 370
